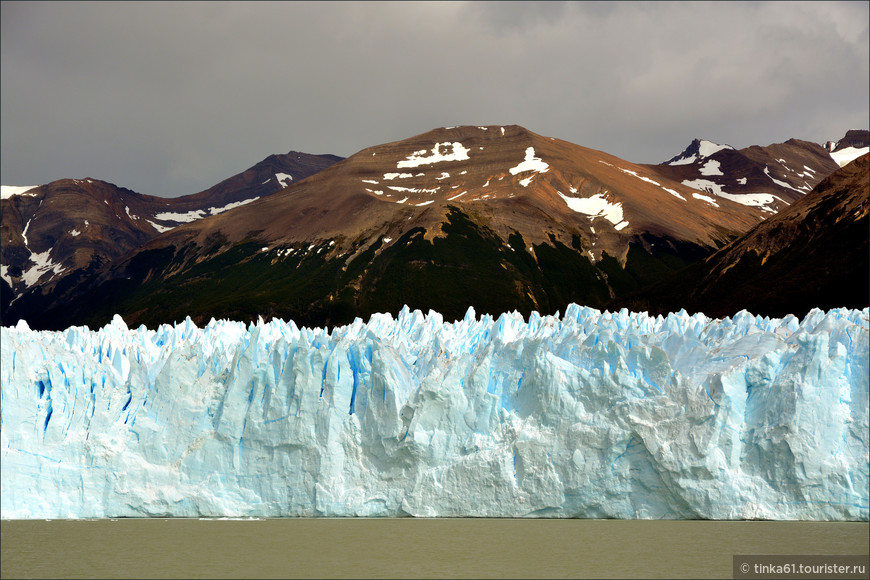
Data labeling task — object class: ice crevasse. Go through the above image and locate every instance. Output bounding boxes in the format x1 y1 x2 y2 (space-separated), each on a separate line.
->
1 305 867 520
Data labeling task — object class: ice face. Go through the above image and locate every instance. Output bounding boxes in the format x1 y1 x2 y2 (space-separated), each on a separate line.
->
1 307 867 520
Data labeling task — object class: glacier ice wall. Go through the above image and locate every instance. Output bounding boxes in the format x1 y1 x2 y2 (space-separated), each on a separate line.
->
1 305 868 520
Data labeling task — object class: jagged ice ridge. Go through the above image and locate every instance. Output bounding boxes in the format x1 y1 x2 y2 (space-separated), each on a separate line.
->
1 305 868 520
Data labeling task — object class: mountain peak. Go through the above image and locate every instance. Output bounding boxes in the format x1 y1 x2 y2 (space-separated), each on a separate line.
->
826 129 870 167
396 124 533 144
663 138 734 166
1 185 41 199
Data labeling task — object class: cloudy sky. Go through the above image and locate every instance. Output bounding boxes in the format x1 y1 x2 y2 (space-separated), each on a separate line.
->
2 1 868 198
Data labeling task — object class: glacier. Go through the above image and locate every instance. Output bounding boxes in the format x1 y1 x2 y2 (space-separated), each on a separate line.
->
1 305 867 520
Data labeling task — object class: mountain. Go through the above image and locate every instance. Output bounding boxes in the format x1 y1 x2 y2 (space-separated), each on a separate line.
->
825 129 870 167
647 137 841 214
6 125 770 330
614 153 869 318
146 150 345 226
1 151 342 313
1 178 166 300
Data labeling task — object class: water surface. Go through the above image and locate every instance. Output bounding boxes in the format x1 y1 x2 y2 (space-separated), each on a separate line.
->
2 519 867 579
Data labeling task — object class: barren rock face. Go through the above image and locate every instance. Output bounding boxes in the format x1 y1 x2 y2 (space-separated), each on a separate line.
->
1 152 341 302
621 154 869 318
157 125 765 264
1 179 160 297
4 126 774 330
4 126 863 331
649 137 841 213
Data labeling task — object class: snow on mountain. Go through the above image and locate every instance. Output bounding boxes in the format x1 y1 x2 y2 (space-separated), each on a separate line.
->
153 208 209 223
650 138 840 214
396 141 471 168
825 130 870 167
558 192 628 230
150 198 261 223
1 153 342 315
617 154 870 320
831 146 870 167
665 139 734 166
1 185 40 199
1 179 161 298
9 124 768 332
2 305 867 520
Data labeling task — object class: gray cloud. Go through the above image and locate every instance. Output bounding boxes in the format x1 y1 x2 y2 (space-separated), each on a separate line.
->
2 1 867 197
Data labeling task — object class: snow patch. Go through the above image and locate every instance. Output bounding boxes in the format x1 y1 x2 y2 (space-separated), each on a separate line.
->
558 192 627 230
763 167 803 193
716 192 784 213
21 219 32 248
699 160 723 176
661 187 686 201
669 140 733 165
621 168 685 200
669 155 697 166
383 173 415 180
387 186 439 194
208 197 259 215
154 209 207 223
682 179 727 197
619 168 660 186
830 146 869 167
20 249 66 287
1 185 39 199
698 140 733 157
146 220 173 233
275 173 294 187
397 142 471 168
509 147 550 175
692 193 720 207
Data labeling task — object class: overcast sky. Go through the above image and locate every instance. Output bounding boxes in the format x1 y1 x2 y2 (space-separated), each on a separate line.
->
2 1 868 198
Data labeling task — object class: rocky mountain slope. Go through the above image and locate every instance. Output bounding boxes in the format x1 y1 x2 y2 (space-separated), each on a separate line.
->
5 125 770 330
614 153 869 318
1 151 342 308
3 126 865 330
646 136 841 214
825 129 870 167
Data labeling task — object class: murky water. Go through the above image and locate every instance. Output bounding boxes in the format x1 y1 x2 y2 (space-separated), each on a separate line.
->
1 519 867 579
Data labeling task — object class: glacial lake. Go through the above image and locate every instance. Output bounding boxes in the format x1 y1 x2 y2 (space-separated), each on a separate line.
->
1 519 867 579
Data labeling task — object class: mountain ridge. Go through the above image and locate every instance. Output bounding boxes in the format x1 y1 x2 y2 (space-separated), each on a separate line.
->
1 151 343 302
2 126 866 329
612 153 869 318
